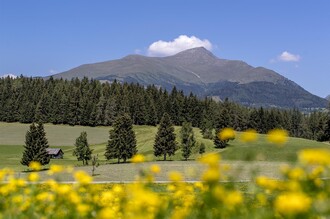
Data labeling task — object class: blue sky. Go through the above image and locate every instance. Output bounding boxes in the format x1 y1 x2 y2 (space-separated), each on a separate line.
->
1 0 329 97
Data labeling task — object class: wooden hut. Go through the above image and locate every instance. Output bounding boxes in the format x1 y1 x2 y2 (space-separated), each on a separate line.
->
46 148 64 159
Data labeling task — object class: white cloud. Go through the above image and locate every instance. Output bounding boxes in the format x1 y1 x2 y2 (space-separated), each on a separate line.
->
147 35 213 56
278 51 301 62
1 73 17 79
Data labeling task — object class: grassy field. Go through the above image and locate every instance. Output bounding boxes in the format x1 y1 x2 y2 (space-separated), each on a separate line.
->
0 122 329 181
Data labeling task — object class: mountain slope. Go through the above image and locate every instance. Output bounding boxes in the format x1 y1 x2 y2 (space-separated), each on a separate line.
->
51 47 328 108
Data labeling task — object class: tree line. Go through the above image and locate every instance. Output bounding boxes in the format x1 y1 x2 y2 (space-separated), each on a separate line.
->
1 76 329 142
22 112 200 167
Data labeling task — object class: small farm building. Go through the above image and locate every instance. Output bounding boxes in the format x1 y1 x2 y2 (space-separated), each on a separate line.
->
46 148 64 159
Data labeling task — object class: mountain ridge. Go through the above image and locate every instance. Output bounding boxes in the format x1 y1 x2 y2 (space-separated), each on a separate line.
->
51 47 328 108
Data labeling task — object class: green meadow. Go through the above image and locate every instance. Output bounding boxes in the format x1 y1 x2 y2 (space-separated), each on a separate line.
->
0 122 328 181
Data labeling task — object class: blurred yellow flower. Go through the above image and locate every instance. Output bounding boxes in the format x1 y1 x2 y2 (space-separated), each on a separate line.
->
226 191 243 207
274 192 311 216
29 161 41 171
168 171 183 182
131 154 145 163
57 184 71 195
150 164 161 174
298 148 330 166
48 164 64 175
240 129 258 143
288 167 305 180
199 153 220 168
77 204 90 215
74 170 92 185
256 176 281 191
267 129 288 145
27 172 39 182
218 128 235 141
202 168 220 183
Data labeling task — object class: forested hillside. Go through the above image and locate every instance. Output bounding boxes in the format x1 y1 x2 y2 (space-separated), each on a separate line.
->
0 76 329 141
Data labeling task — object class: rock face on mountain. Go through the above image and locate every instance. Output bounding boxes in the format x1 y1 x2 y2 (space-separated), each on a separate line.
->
51 47 328 108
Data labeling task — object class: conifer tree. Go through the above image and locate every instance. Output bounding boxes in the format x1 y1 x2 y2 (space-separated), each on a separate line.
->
105 114 137 163
21 123 50 167
73 131 93 165
154 113 177 161
199 142 206 156
180 122 196 161
214 106 230 148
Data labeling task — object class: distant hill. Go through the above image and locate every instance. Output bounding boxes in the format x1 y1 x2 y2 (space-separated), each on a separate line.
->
326 95 330 101
1 74 17 79
51 47 328 108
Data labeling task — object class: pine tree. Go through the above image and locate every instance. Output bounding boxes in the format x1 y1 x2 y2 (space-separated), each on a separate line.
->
214 105 230 149
180 122 196 161
21 123 50 167
199 143 206 157
105 114 137 163
73 131 93 165
154 113 177 161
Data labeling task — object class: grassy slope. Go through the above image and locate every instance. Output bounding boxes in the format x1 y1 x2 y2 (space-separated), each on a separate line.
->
0 122 328 172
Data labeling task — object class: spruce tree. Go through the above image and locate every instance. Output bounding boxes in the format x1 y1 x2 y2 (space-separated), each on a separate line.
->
199 143 206 157
154 113 177 161
105 114 137 163
73 131 93 165
180 122 196 161
21 123 50 167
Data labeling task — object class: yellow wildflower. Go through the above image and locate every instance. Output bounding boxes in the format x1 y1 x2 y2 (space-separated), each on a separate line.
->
199 153 220 168
150 164 161 174
131 154 145 163
288 167 305 180
29 161 41 171
74 170 92 185
275 192 311 216
69 191 81 204
298 148 330 166
11 195 23 204
98 207 117 219
256 176 281 191
240 129 258 142
56 184 72 195
168 171 183 182
218 128 235 141
48 164 64 175
36 192 54 202
226 191 243 208
267 129 288 145
202 168 220 183
77 204 90 216
213 185 225 200
27 172 39 182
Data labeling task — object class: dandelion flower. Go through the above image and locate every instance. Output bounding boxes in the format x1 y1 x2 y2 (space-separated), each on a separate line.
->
131 154 145 163
240 129 258 143
267 129 288 145
218 128 235 141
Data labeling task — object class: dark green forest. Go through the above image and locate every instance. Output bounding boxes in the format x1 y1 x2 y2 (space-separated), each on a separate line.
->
0 76 329 142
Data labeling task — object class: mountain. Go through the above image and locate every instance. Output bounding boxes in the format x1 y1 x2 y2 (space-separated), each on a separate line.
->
51 47 328 108
326 95 330 101
1 73 17 79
